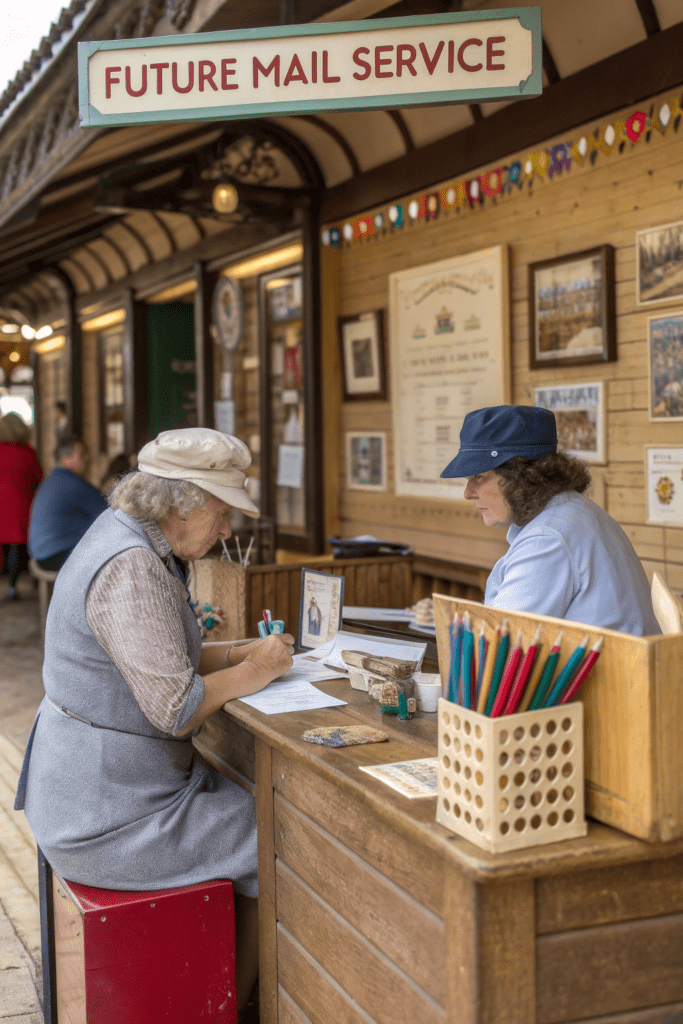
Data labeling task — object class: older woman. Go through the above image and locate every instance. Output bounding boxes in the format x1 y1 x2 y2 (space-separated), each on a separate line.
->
15 428 294 1014
440 405 660 635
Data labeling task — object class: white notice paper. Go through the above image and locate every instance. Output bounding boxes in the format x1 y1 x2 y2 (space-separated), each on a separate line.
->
237 678 346 715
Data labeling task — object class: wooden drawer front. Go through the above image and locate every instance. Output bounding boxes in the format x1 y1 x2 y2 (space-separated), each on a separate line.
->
272 749 444 916
536 914 683 1023
536 854 683 934
275 859 445 1024
274 792 445 1002
195 714 256 786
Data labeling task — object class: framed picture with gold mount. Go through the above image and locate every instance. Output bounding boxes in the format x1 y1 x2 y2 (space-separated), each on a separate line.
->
213 276 243 353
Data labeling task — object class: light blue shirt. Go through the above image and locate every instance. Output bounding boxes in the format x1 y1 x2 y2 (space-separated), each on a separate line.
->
485 492 661 636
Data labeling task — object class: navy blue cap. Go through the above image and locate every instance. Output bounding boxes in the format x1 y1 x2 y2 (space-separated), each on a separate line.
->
440 405 557 479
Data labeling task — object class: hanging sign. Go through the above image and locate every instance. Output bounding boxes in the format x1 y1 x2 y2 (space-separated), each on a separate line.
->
78 9 542 128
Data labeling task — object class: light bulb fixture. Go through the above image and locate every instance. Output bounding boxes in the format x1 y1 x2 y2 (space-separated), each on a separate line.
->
8 351 20 362
35 325 53 339
1 323 19 334
212 181 239 215
21 325 36 340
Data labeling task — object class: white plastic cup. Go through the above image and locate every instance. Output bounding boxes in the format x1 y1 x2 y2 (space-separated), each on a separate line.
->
413 673 441 713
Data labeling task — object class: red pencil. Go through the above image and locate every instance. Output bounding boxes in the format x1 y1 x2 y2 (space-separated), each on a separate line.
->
503 625 542 715
559 636 604 703
490 630 524 717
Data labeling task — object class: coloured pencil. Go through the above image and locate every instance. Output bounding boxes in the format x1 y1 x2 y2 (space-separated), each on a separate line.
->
461 612 475 709
528 631 563 710
449 616 464 704
543 634 590 707
559 636 604 703
490 630 524 717
503 625 542 715
476 626 497 714
444 619 455 699
475 625 488 702
485 618 510 715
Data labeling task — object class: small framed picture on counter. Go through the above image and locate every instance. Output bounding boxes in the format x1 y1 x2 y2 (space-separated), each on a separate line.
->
299 568 345 650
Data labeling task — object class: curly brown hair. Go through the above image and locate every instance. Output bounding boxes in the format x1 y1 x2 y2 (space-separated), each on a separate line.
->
495 453 591 527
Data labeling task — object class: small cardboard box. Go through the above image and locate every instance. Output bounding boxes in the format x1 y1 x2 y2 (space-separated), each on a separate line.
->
436 699 586 853
433 595 683 843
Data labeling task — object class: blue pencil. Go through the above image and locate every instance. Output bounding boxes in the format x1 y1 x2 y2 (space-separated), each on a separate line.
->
449 616 463 703
543 635 589 707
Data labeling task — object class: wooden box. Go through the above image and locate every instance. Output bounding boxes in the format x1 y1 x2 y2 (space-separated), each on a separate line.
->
433 595 683 843
436 698 586 853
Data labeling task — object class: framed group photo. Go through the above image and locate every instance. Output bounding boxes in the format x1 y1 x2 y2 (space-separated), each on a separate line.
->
534 382 606 463
637 220 683 306
528 245 616 369
346 432 386 491
648 311 683 420
338 310 386 400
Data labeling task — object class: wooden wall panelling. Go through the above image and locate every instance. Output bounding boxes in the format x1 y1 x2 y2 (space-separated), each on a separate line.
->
272 750 444 917
273 793 445 1002
536 913 683 1022
275 859 444 1024
328 85 683 582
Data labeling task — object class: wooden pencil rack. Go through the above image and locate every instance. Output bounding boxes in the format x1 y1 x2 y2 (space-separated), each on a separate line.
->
433 595 683 843
436 699 586 853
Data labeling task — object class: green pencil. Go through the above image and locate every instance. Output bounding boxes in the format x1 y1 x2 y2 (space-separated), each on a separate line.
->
543 635 589 707
528 631 563 710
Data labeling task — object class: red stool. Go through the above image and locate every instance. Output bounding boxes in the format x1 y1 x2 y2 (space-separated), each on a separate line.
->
38 849 237 1024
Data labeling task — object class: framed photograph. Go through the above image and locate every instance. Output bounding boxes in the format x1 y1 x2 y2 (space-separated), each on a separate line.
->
648 312 683 420
528 245 616 369
346 432 386 491
645 447 683 526
389 246 509 501
534 383 605 463
298 568 344 651
637 220 683 306
338 310 386 400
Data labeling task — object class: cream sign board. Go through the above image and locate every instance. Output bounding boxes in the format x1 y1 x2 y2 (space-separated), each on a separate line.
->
78 10 541 127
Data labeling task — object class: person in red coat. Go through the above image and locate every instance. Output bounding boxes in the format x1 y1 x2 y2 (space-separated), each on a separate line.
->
0 413 43 600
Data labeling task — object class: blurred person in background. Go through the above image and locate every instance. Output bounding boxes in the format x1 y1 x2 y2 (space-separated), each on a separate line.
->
28 437 107 572
0 412 42 601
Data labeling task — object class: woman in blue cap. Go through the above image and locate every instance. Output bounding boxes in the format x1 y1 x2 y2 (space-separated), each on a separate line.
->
441 405 660 636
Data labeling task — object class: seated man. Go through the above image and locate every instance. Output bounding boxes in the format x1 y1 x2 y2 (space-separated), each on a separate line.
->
29 438 108 572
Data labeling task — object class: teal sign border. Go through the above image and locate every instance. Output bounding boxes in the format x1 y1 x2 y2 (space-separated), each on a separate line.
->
78 9 542 128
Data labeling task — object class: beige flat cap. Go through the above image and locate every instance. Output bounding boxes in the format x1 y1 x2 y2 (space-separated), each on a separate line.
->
138 428 259 517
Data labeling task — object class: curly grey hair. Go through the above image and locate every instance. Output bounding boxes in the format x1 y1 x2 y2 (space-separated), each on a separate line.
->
108 470 209 522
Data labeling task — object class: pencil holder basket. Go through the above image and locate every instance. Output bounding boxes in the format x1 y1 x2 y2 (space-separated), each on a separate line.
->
436 699 586 854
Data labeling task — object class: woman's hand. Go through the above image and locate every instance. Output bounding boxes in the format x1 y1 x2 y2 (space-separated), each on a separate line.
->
227 634 295 667
240 634 295 689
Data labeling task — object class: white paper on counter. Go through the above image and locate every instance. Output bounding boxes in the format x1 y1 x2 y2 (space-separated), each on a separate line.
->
304 630 427 672
236 677 347 715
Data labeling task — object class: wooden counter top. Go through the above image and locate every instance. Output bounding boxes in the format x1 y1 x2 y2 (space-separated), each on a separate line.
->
212 677 683 884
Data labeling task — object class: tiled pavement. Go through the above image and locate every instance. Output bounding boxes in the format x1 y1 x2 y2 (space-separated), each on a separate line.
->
0 572 46 1022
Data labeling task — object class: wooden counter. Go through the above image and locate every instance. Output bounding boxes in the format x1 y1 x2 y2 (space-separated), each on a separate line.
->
195 679 683 1024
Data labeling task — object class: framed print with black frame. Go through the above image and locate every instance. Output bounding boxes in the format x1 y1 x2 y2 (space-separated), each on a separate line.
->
298 568 344 651
338 310 386 400
528 245 616 369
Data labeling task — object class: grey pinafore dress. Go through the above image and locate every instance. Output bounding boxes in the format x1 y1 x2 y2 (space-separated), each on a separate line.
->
15 509 258 897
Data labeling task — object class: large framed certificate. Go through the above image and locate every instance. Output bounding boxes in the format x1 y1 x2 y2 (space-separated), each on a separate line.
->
389 246 510 500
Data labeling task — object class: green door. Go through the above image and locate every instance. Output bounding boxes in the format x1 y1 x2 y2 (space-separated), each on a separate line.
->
146 302 196 436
